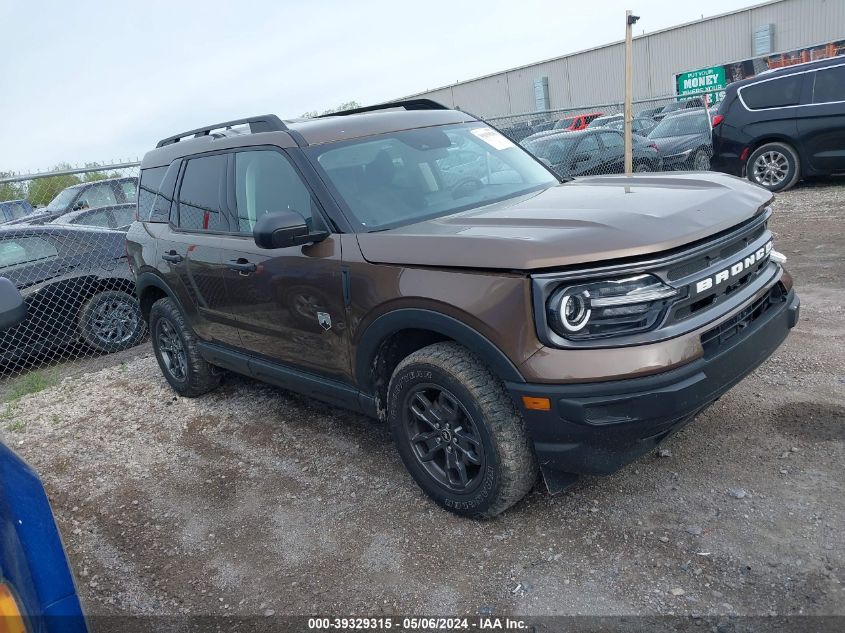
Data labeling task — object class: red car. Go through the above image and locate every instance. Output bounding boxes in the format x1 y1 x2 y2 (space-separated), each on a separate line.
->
554 112 604 131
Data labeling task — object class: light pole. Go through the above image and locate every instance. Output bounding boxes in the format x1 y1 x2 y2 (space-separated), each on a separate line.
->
624 10 640 175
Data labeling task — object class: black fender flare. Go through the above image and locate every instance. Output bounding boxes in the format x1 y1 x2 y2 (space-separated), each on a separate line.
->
135 271 184 320
354 308 525 393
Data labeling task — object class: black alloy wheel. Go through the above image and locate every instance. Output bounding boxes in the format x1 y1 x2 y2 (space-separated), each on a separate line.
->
403 384 486 493
155 317 187 382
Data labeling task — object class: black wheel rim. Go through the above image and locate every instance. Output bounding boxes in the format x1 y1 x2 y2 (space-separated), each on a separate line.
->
693 152 710 171
89 297 139 344
156 318 187 381
403 384 486 493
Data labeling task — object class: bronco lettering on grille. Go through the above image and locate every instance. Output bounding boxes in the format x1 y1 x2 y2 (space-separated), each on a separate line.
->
694 240 773 295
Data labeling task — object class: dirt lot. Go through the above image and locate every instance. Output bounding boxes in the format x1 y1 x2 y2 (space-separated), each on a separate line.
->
2 181 843 620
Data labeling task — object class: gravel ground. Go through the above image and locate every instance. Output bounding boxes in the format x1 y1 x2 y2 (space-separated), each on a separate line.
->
1 181 843 621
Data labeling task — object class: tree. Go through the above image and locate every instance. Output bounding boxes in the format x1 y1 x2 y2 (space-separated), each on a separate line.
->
80 163 122 183
301 100 361 118
0 172 26 202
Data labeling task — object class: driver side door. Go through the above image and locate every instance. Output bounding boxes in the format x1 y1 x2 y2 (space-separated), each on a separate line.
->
217 148 349 381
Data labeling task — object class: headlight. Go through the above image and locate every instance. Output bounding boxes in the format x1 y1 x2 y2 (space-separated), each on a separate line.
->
547 274 679 340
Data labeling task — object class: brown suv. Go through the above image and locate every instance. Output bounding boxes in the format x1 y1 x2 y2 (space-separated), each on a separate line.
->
126 100 800 518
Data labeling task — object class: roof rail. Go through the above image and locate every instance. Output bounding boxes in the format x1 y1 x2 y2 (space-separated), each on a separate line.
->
317 99 450 118
156 114 287 148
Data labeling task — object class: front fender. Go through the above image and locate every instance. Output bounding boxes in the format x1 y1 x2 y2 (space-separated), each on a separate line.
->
354 308 525 393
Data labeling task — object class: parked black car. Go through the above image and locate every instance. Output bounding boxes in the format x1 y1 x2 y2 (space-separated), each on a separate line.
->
49 203 136 231
637 106 664 119
654 96 705 121
4 177 138 227
587 114 623 128
522 128 661 176
648 109 713 171
0 199 36 223
499 120 540 143
0 225 145 364
603 117 658 136
711 56 845 192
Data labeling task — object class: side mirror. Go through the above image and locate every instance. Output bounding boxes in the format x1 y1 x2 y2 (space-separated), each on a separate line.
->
253 210 328 249
0 277 26 331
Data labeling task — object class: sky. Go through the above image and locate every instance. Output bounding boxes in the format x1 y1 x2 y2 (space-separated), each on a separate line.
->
1 0 762 172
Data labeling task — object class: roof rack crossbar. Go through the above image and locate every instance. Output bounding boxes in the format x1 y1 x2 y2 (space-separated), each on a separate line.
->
156 114 287 148
317 99 450 118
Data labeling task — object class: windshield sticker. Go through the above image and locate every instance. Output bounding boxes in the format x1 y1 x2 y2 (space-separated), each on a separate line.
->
470 128 515 150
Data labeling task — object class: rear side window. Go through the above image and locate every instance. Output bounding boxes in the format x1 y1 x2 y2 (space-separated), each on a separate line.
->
177 155 228 232
812 65 845 103
576 135 601 153
137 166 166 221
0 237 59 269
75 209 111 228
118 179 137 202
741 75 803 109
599 132 623 147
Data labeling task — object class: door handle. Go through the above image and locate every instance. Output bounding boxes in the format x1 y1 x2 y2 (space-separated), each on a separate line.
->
162 251 183 263
227 259 257 273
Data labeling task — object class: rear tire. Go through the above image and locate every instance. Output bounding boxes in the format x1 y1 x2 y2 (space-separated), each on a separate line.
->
387 342 538 519
692 148 711 171
747 142 801 192
150 297 221 397
79 290 145 353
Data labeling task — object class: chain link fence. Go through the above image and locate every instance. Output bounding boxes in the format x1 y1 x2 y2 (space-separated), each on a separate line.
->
0 163 145 389
485 91 719 178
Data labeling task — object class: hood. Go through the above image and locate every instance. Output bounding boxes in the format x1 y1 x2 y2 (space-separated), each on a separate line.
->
355 172 772 271
651 133 708 156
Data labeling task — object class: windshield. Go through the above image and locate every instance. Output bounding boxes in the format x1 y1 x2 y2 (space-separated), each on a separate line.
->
307 123 557 231
46 187 79 212
648 113 710 138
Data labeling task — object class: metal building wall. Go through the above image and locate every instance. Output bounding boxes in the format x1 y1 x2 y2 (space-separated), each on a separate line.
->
408 0 844 116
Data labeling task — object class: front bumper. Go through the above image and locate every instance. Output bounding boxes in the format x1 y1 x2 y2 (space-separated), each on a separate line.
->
507 288 799 492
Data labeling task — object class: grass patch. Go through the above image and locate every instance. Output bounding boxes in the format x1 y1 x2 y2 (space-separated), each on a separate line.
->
4 370 56 403
5 419 25 432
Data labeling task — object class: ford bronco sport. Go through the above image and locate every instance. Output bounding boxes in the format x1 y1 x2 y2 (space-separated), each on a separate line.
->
126 100 800 518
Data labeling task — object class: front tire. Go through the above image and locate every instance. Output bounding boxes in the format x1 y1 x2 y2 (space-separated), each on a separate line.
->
747 142 801 192
387 342 538 518
79 290 145 353
149 297 221 397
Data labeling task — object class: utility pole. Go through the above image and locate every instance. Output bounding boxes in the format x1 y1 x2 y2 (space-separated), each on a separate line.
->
624 10 640 175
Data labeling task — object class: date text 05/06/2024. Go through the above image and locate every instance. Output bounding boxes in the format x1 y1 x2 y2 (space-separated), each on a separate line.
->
307 617 529 630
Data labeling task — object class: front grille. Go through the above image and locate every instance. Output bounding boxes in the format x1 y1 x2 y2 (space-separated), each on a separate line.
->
666 222 767 282
664 214 773 327
700 283 785 355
